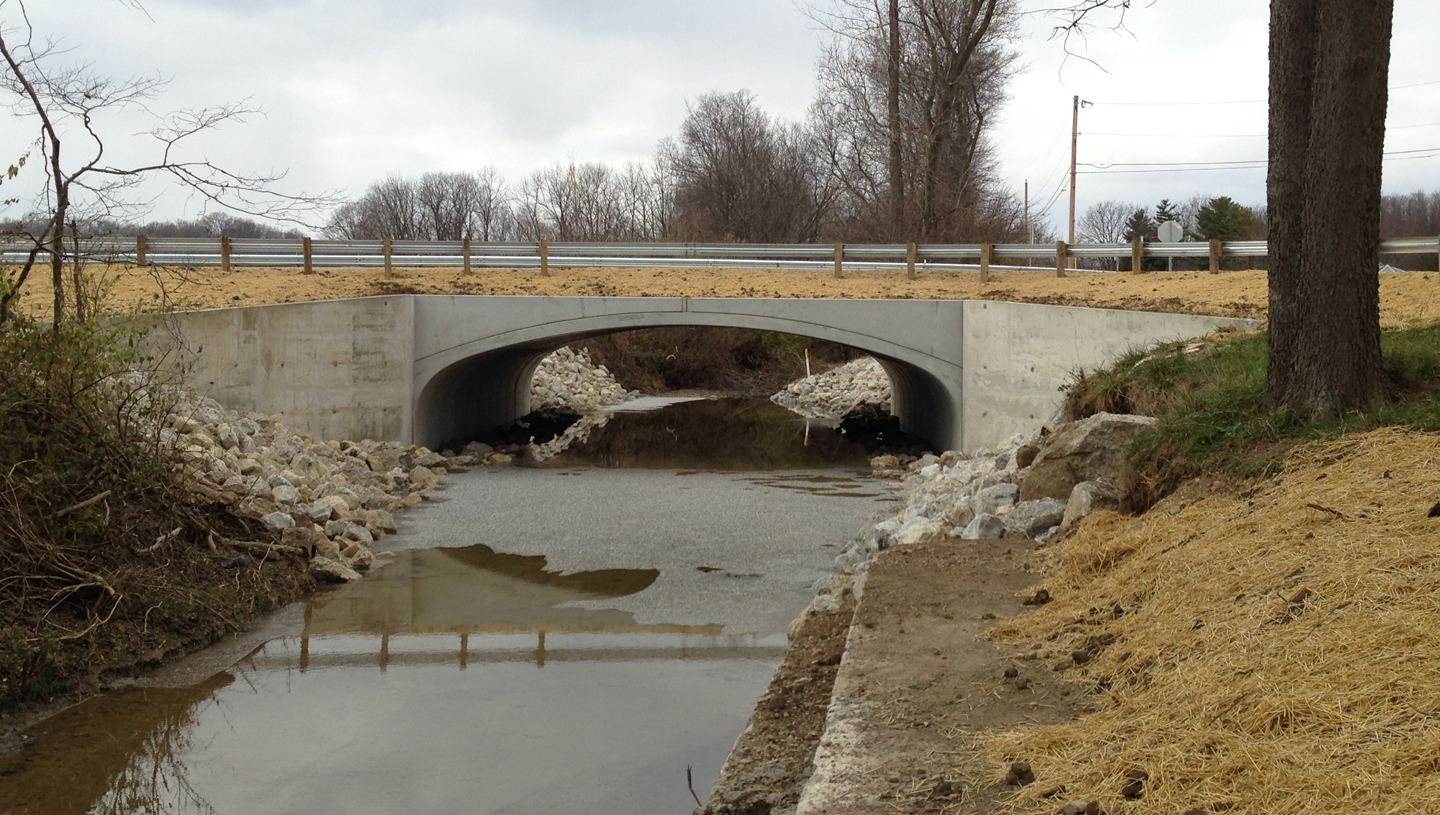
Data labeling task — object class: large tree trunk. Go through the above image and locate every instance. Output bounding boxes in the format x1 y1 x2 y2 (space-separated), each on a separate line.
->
1267 0 1392 416
888 0 904 240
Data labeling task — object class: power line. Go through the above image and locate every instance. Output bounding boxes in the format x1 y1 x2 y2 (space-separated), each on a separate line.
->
1082 122 1440 139
1086 79 1440 108
1078 149 1439 175
1080 145 1440 170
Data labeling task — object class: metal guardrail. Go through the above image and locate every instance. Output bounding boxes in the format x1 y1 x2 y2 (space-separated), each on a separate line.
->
1 236 1436 274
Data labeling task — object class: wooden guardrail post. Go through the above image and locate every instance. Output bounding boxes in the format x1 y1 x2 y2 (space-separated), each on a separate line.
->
383 237 393 278
303 237 314 275
1055 241 1068 278
220 236 231 273
1131 239 1145 274
980 242 994 283
539 239 550 277
462 238 472 275
834 241 844 279
136 234 147 267
906 242 917 281
1209 239 1222 274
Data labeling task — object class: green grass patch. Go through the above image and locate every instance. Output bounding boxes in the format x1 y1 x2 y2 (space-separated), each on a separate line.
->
1065 323 1440 488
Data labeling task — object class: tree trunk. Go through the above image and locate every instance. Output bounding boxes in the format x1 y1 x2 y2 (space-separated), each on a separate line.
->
1267 0 1392 416
888 0 904 240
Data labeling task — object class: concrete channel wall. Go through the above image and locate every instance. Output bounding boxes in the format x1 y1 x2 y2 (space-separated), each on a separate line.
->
154 296 1256 453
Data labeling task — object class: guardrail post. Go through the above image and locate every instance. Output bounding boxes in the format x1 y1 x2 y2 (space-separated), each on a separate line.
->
303 237 314 275
1209 239 1222 274
1131 239 1145 274
906 242 917 281
980 242 994 283
1055 241 1068 278
834 241 844 279
540 239 550 277
463 238 472 275
136 234 147 267
383 237 393 278
220 236 231 273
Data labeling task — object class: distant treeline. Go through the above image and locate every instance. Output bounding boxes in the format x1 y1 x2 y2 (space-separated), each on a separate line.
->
1 212 303 242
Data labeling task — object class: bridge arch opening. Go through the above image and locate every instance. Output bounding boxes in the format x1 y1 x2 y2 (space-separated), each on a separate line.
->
413 318 959 453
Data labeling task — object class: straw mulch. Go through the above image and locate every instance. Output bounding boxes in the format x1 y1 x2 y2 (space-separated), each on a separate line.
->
982 427 1440 814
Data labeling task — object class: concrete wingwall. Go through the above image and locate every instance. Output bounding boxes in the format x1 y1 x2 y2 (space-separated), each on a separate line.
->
960 300 1256 450
157 295 1255 453
151 296 415 442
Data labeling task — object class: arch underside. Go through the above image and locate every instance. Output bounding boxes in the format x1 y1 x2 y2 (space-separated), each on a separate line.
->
414 314 962 452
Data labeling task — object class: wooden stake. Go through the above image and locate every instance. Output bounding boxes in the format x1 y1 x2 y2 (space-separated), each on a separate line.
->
834 241 844 279
1132 239 1145 275
1209 239 1222 274
540 239 550 277
1056 241 1068 278
136 234 147 267
303 237 313 275
980 241 994 283
383 237 393 278
220 235 231 273
906 242 918 280
463 238 472 275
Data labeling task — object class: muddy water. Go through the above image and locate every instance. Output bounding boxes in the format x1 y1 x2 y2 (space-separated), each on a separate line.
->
0 399 892 815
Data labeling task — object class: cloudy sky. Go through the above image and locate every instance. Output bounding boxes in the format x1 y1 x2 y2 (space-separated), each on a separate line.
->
3 0 1438 234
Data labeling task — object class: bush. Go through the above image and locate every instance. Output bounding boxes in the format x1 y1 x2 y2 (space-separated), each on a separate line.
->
0 314 305 709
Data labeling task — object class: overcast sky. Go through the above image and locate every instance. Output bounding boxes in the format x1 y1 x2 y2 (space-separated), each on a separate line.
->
3 0 1438 234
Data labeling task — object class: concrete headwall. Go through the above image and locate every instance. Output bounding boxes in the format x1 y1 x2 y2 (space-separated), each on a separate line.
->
155 297 414 442
959 300 1252 450
159 295 1255 453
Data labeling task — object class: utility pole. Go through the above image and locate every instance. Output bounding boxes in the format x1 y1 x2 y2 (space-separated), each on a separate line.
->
1068 95 1079 249
1068 95 1091 271
1024 180 1032 268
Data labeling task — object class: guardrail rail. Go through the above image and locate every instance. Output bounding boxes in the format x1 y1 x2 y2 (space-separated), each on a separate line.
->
2 235 1437 279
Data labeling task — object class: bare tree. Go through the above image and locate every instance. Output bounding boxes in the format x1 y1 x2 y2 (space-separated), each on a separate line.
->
810 0 1021 241
1077 199 1135 269
1049 0 1395 418
0 0 325 326
672 91 833 242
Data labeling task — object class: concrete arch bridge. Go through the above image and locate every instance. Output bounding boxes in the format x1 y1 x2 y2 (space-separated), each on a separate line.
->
162 295 1253 453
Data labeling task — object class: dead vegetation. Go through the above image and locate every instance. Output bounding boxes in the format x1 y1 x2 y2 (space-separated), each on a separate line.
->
0 314 307 716
982 428 1440 813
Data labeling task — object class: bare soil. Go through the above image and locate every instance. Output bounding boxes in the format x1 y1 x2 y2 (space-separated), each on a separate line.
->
698 592 856 815
798 537 1089 814
705 537 1090 815
19 263 1440 329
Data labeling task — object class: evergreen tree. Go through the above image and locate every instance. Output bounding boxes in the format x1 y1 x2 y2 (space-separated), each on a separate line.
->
1154 198 1180 226
1195 196 1256 241
1123 208 1158 242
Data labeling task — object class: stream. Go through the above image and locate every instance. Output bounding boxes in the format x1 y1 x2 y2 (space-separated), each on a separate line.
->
0 399 893 815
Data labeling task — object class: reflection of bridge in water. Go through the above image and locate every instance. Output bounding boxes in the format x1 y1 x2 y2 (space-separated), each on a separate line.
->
275 543 779 671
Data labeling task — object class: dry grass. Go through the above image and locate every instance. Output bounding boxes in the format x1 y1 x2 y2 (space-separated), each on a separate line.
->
982 427 1440 813
9 262 1440 329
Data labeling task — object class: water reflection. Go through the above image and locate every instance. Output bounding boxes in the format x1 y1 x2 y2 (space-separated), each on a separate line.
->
531 398 871 470
0 545 776 815
0 674 232 815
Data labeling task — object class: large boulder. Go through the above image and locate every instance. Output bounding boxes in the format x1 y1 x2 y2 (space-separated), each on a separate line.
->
310 555 361 584
958 513 1007 540
1019 413 1158 502
1004 498 1068 538
974 483 1020 516
1062 480 1121 530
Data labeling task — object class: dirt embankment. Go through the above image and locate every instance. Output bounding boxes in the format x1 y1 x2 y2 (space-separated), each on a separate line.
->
16 263 1440 329
711 424 1440 814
